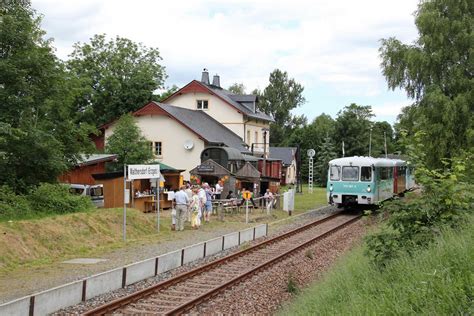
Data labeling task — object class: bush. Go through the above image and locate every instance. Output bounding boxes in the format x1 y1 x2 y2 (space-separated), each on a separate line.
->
28 183 93 214
365 133 474 267
0 185 32 219
279 217 474 315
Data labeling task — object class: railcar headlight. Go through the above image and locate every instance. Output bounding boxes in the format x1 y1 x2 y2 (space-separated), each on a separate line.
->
367 186 371 193
330 184 333 192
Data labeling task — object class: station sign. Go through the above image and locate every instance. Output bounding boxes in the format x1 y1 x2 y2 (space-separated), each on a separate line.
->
128 164 160 180
197 164 214 172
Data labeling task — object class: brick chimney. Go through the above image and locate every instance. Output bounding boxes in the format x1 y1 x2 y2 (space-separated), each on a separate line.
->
212 74 220 88
201 68 210 85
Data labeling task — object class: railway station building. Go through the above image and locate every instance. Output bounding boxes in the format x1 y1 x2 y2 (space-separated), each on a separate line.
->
91 69 284 201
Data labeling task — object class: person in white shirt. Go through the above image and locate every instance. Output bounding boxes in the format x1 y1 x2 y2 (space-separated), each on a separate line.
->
198 185 207 223
173 186 189 231
264 189 275 214
184 183 193 222
215 181 223 200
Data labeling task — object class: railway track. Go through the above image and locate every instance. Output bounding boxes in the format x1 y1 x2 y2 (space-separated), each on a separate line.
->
84 211 361 315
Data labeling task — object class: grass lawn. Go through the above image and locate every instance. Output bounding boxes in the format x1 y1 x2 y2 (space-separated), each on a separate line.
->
278 215 474 315
292 185 327 212
0 186 328 274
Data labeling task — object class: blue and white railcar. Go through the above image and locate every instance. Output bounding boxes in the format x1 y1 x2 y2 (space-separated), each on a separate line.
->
327 156 407 207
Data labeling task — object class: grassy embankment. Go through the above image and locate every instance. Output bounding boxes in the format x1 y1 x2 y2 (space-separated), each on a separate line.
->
0 186 327 273
292 186 327 212
279 215 474 315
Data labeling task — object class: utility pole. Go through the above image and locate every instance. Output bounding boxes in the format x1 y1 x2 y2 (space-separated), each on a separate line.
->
262 128 269 177
369 127 373 157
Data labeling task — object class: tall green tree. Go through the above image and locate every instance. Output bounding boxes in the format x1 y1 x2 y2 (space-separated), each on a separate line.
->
334 104 374 157
285 113 335 180
393 105 419 153
0 0 93 193
380 0 473 168
257 69 306 145
153 85 179 102
371 121 395 157
68 34 166 126
228 83 246 94
315 135 338 186
105 114 153 170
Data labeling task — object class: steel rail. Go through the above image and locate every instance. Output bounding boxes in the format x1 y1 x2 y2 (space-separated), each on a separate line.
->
84 208 342 315
167 214 361 315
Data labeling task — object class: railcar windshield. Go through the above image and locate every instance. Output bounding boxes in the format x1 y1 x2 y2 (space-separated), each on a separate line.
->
330 166 341 181
361 166 372 181
342 166 359 181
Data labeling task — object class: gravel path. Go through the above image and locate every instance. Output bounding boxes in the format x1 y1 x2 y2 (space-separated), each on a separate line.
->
0 207 334 306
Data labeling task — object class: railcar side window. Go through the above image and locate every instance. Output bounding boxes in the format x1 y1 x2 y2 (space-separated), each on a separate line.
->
330 166 341 181
342 166 359 181
361 167 372 181
380 167 391 180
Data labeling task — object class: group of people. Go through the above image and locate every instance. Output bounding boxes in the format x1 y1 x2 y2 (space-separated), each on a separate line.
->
225 188 275 210
172 182 215 231
172 182 276 231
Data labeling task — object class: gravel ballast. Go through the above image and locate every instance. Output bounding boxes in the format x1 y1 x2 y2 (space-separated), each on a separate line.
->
53 208 367 315
193 219 367 314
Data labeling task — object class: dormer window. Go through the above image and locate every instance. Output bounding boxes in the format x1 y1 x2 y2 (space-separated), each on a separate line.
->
197 100 208 110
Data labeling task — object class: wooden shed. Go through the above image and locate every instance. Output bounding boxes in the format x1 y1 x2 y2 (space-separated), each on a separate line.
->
92 163 184 212
58 154 117 185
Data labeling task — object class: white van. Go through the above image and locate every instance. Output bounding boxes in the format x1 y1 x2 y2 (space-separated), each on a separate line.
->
68 184 104 208
89 184 104 208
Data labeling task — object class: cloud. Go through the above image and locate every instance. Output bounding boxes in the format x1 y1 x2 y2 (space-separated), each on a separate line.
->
373 101 411 117
32 0 419 121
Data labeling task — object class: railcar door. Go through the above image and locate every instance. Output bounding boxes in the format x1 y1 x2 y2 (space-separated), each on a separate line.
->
377 167 393 202
393 166 398 194
397 166 407 193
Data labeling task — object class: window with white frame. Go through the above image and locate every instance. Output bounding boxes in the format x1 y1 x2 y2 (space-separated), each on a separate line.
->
247 130 251 145
196 100 208 110
150 141 162 156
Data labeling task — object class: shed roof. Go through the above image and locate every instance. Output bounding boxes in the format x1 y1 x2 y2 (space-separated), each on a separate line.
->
76 154 117 166
189 159 231 176
235 162 261 180
269 147 296 166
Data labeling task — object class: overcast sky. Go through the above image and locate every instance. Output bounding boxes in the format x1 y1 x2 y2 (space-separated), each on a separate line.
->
32 0 419 124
